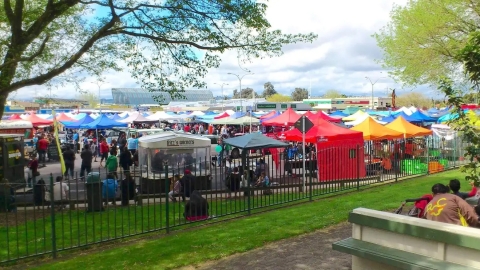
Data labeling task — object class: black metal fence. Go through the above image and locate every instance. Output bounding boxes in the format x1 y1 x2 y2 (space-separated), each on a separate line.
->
0 136 468 264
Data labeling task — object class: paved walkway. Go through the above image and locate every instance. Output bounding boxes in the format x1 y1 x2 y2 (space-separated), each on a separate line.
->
179 223 352 270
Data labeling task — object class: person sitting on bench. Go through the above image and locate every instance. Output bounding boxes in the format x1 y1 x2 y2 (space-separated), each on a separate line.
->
424 183 478 227
255 172 270 187
184 191 209 221
448 179 477 200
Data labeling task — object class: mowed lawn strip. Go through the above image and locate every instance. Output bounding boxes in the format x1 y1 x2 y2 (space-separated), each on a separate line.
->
30 171 461 270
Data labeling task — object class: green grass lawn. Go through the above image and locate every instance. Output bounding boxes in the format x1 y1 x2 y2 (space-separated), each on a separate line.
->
1 175 383 263
20 170 464 270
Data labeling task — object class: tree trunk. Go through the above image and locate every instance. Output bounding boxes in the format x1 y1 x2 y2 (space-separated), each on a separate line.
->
0 95 8 120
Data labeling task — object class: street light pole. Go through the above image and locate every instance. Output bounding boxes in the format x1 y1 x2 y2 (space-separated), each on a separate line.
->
228 72 254 113
91 81 105 114
214 82 229 112
365 76 386 110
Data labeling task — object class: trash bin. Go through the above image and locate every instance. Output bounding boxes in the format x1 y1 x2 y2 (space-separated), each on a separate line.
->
85 172 103 212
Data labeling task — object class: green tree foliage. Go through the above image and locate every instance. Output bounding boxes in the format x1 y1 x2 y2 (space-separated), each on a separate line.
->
262 82 277 98
266 93 291 102
395 92 433 108
374 0 477 86
233 88 258 99
291 87 308 101
0 0 317 118
323 89 343 98
76 91 98 108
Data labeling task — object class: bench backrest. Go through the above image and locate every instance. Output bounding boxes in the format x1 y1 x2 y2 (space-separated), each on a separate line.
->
350 208 480 269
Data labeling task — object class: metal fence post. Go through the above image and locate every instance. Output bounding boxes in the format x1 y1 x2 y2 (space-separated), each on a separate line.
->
309 158 313 201
49 173 57 258
356 145 360 191
426 136 430 175
394 140 398 182
165 162 170 234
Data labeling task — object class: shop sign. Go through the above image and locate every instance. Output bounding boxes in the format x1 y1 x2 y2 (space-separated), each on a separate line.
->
167 140 195 147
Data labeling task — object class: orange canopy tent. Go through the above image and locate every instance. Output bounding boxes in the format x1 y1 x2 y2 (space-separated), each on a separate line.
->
25 114 53 126
351 116 404 140
385 116 433 138
55 113 74 122
262 108 300 126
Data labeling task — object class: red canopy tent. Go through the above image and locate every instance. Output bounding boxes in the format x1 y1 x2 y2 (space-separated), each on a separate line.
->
214 112 230 119
25 114 53 126
283 118 365 181
260 111 278 119
262 108 300 126
9 114 21 120
55 113 74 122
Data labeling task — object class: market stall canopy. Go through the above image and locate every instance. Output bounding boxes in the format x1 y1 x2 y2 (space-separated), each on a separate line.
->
189 111 205 116
55 113 74 122
262 108 300 126
138 131 211 148
409 110 437 122
72 113 86 120
8 114 21 120
146 111 177 121
344 114 386 127
0 120 33 129
307 110 341 123
82 114 128 129
342 107 361 115
119 112 158 124
62 115 95 129
329 111 348 117
284 118 363 143
342 110 367 122
226 116 260 125
385 116 433 138
392 106 413 116
214 112 230 119
350 117 403 140
230 111 246 119
260 110 278 119
224 132 288 150
25 114 53 126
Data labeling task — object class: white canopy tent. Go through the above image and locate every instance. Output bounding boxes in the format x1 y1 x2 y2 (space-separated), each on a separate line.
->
138 131 212 176
344 114 386 126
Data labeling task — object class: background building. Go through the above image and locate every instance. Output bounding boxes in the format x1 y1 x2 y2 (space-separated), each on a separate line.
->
111 88 214 105
302 97 392 110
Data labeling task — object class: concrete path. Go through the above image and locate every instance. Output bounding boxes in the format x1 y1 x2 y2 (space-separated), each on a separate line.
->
179 223 352 270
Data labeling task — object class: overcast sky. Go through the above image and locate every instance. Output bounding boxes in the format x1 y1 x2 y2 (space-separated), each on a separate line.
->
16 0 428 101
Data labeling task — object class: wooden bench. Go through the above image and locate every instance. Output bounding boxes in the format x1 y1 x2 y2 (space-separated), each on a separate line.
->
332 208 480 270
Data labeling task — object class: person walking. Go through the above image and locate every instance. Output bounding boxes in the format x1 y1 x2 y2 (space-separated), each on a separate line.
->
99 138 110 167
37 136 49 167
62 146 75 179
106 149 119 179
127 134 138 155
80 145 93 179
119 146 133 174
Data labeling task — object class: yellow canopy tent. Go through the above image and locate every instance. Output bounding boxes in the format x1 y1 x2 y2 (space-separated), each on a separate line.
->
385 116 433 138
342 110 367 122
351 116 404 140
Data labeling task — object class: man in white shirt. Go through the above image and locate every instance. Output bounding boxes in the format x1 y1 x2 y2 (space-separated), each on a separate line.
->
52 176 69 209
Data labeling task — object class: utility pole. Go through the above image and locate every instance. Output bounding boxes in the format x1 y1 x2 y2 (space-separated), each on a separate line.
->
228 72 254 112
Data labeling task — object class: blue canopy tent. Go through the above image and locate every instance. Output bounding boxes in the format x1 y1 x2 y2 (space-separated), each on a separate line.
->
260 111 280 123
72 113 87 120
329 111 348 117
377 115 396 123
82 114 128 129
409 110 437 122
393 111 424 122
438 113 459 123
61 115 95 129
230 111 246 119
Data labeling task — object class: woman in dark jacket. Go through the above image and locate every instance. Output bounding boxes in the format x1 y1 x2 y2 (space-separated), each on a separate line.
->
184 191 209 221
33 179 46 209
120 173 136 206
227 167 241 198
119 146 133 174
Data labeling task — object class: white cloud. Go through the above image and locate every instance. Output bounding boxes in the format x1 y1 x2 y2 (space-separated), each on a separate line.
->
14 0 417 100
